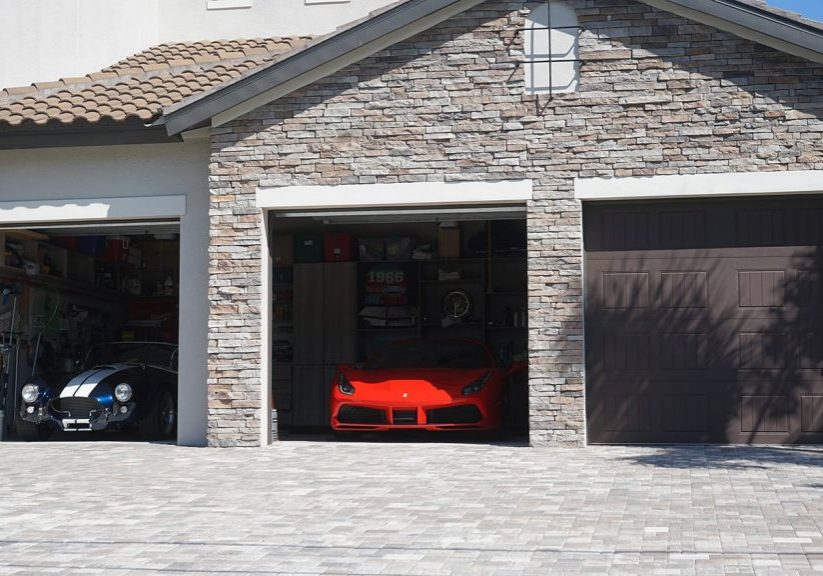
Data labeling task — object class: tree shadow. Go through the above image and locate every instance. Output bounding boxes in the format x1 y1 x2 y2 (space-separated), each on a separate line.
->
586 198 823 465
622 444 823 470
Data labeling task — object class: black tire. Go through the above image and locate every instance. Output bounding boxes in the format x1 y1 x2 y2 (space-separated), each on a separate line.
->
140 388 177 441
15 416 52 441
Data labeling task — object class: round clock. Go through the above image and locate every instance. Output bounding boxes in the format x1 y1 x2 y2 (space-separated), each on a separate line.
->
442 289 473 320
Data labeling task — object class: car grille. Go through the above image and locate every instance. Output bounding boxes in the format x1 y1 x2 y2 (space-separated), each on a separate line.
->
52 397 102 418
392 409 418 424
426 405 482 425
337 405 386 425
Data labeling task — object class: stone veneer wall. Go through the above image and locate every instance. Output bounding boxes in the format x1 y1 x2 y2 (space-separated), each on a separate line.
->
207 0 823 447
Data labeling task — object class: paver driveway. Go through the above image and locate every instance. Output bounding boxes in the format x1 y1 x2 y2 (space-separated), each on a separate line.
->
0 438 822 575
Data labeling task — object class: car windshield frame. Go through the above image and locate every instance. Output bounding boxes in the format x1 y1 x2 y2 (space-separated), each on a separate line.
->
83 342 179 371
364 339 493 370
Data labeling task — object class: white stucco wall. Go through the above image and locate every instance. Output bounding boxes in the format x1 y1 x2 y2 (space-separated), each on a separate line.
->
0 140 210 446
0 0 160 89
0 0 393 89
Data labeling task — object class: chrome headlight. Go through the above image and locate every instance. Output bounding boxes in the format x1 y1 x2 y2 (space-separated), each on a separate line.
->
462 373 491 396
21 384 39 404
114 383 133 403
338 374 355 396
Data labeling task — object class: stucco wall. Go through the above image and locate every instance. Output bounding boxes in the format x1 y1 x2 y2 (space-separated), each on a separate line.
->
0 140 211 446
207 0 823 447
0 0 393 89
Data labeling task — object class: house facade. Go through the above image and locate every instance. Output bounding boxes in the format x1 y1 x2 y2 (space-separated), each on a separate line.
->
1 0 822 447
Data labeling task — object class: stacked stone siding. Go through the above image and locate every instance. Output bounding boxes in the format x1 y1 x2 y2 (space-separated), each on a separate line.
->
207 0 823 447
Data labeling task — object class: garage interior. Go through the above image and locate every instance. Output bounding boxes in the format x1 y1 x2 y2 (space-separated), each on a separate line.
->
268 208 530 438
585 196 823 444
0 222 181 440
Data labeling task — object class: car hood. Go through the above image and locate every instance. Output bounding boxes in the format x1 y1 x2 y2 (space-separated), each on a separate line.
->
341 368 491 402
56 364 139 399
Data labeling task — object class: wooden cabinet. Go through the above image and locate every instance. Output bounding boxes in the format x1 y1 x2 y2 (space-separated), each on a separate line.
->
290 262 357 427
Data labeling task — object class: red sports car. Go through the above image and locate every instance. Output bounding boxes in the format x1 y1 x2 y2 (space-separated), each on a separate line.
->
330 338 519 432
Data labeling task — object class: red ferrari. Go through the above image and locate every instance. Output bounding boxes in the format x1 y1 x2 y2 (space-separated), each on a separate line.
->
330 338 519 432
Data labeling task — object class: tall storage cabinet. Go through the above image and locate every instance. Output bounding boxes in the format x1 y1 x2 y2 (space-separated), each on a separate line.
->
291 262 357 426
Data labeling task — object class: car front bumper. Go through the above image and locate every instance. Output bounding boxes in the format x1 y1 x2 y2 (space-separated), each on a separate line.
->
331 400 500 431
20 401 137 432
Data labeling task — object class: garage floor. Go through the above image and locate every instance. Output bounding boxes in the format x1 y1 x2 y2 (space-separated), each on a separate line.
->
1 442 822 575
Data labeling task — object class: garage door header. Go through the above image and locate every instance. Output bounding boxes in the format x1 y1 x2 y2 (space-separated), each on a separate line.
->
256 180 533 211
0 195 187 225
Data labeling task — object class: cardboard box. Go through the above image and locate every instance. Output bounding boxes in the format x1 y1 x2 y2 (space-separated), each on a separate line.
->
272 235 293 265
438 226 460 258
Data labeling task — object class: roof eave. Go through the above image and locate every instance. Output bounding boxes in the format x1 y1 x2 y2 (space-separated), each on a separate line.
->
640 0 823 64
161 0 486 136
162 0 823 136
0 125 183 150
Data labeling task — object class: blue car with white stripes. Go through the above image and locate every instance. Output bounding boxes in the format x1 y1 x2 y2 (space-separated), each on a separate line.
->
16 342 178 441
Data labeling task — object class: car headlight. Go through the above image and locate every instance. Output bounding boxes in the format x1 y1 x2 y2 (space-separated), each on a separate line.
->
114 383 133 403
338 374 355 396
462 373 491 396
21 384 39 404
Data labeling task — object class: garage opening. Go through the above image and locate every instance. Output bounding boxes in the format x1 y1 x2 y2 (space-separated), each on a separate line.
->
585 196 823 444
267 207 529 440
0 221 181 442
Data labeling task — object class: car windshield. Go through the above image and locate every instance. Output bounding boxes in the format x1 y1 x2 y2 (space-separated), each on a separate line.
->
365 340 491 370
84 342 178 370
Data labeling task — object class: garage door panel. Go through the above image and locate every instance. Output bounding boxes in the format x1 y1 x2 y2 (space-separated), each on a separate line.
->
585 197 823 444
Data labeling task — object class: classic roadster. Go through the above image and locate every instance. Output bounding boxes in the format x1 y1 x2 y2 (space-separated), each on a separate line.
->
16 341 178 441
331 338 520 432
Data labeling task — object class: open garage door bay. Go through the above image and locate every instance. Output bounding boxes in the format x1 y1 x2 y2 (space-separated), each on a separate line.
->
585 197 823 444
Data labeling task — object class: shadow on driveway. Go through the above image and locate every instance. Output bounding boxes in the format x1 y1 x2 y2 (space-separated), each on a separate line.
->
618 444 823 470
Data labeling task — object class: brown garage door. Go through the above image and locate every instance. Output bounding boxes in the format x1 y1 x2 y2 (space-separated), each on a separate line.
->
585 196 823 444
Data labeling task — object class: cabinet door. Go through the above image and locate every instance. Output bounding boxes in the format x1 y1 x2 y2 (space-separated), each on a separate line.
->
292 365 330 427
293 264 325 364
323 262 358 364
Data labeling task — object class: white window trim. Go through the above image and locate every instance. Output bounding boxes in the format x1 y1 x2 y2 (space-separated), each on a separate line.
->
575 171 823 201
207 0 252 10
305 0 350 4
256 180 533 210
0 195 186 224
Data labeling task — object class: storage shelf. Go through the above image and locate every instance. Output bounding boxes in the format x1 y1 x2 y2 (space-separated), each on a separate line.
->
0 265 124 301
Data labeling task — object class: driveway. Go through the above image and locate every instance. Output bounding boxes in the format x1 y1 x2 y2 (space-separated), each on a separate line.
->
0 439 822 575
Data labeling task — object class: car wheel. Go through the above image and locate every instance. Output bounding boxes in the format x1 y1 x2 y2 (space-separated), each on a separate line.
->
15 416 52 441
140 389 177 441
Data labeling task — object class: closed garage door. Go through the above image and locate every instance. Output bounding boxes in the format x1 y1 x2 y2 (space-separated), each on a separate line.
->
585 196 823 444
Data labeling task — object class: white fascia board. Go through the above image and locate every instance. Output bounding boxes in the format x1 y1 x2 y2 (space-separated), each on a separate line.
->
256 180 533 210
575 171 823 201
0 195 186 224
212 0 482 127
641 0 823 65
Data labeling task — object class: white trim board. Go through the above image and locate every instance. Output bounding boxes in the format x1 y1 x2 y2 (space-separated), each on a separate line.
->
0 195 187 224
575 171 823 201
256 180 533 210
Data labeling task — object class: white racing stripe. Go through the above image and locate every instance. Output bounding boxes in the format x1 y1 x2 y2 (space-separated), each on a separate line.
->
59 372 95 398
59 366 124 398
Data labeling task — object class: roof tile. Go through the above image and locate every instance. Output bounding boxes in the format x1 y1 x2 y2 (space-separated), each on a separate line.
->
0 36 309 129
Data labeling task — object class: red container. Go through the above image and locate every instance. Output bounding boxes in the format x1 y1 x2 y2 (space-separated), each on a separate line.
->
324 233 355 262
102 237 130 263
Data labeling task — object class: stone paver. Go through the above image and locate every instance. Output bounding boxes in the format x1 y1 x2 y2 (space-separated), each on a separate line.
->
0 440 822 575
